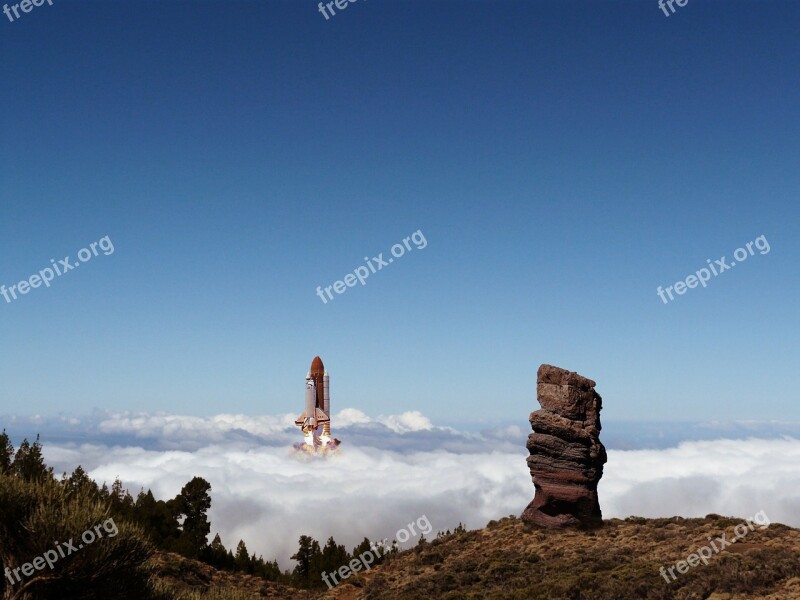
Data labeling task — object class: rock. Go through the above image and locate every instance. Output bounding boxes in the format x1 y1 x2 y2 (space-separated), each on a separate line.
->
521 364 607 529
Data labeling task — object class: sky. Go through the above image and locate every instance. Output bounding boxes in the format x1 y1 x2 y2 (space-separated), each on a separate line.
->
1 0 799 424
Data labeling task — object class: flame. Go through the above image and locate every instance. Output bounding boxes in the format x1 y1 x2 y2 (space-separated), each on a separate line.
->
293 432 341 456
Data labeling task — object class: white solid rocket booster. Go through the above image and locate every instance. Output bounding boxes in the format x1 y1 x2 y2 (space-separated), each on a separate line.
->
305 374 316 428
323 370 330 436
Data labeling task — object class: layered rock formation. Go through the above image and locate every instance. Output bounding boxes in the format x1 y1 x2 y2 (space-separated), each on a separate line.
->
521 364 607 528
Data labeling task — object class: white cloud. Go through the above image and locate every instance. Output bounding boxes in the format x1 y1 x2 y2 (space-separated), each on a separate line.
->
601 437 800 524
23 411 800 570
45 442 528 569
378 410 434 433
333 408 372 427
97 412 296 441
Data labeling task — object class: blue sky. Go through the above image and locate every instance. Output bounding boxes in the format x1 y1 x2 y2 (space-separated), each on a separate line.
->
1 0 798 423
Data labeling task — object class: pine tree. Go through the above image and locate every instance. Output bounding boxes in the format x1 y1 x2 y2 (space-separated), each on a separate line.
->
135 489 180 548
201 532 228 568
13 434 51 481
321 536 351 577
254 556 283 581
209 533 236 569
235 539 251 573
171 477 212 558
0 430 13 474
66 465 98 497
291 535 322 585
351 536 387 566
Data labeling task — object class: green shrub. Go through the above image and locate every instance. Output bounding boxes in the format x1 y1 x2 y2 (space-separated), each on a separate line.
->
0 473 153 600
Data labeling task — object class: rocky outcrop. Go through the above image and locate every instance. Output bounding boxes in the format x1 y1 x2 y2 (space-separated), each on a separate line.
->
521 364 607 528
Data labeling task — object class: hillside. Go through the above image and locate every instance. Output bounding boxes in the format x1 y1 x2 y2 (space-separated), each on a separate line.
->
152 515 800 599
148 551 314 600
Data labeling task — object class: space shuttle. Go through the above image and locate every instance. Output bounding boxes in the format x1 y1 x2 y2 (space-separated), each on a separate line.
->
295 356 331 438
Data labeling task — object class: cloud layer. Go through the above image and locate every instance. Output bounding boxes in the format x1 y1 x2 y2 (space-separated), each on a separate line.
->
7 410 797 569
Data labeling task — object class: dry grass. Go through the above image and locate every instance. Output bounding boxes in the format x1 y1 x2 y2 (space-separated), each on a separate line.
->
147 516 800 599
319 515 800 600
148 552 315 600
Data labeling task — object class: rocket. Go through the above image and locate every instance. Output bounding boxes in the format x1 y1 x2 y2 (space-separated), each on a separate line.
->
295 356 331 438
